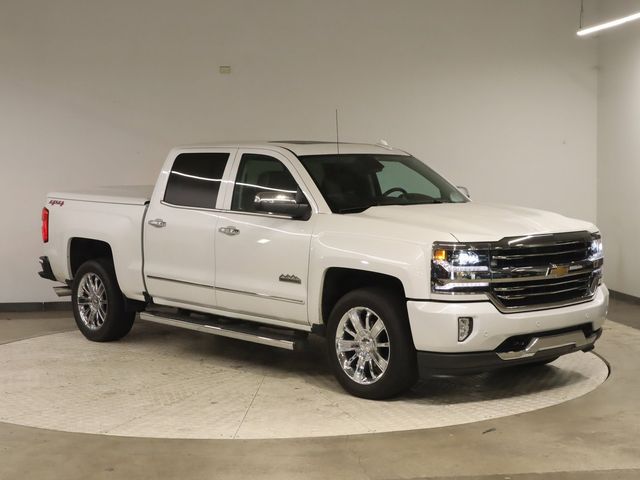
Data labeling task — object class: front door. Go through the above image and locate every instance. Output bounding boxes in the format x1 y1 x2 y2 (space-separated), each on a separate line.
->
214 150 314 325
144 148 234 308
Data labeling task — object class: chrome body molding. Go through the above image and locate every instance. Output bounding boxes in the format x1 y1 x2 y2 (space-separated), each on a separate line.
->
155 295 310 329
497 330 598 361
146 275 214 289
146 275 304 304
215 286 304 304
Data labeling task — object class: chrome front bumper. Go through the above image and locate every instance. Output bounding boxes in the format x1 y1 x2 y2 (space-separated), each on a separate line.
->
497 329 599 361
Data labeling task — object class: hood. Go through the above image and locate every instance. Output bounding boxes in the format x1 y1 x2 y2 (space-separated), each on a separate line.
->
358 202 596 242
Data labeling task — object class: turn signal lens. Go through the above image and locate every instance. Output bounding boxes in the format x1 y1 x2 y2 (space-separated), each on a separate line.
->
41 207 49 243
433 249 447 261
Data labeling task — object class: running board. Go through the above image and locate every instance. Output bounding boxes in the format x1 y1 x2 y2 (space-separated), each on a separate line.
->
139 311 303 350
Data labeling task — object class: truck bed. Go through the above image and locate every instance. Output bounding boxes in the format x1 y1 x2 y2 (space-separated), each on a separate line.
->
44 185 152 301
48 185 153 205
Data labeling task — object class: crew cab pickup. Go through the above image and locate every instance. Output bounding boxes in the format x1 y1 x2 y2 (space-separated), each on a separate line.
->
39 141 608 399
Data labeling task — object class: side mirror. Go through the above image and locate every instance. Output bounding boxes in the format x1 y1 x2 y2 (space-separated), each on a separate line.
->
254 191 311 219
457 186 470 198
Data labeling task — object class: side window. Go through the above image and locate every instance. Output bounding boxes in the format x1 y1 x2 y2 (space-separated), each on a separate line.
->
164 152 229 208
231 154 299 213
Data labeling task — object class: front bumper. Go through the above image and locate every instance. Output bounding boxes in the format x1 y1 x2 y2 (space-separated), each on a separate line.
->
407 285 608 374
417 327 602 375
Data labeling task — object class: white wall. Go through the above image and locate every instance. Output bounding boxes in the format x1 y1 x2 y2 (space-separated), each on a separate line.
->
597 0 640 297
0 0 599 303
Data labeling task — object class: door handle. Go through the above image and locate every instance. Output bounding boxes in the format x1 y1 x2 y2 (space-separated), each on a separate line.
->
219 226 240 236
148 218 166 228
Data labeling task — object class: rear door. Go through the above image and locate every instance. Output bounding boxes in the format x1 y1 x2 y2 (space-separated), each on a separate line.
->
143 148 235 308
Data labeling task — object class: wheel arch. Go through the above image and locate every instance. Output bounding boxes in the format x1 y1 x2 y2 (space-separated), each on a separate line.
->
68 237 114 278
320 267 407 326
68 238 145 312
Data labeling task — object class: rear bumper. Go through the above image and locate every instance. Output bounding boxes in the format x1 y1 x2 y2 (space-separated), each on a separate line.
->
417 328 602 376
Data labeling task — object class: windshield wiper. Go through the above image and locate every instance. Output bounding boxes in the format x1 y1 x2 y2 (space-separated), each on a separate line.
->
337 205 377 214
408 199 444 205
337 198 447 213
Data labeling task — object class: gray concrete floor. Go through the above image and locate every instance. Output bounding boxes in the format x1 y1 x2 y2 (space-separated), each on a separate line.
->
0 299 638 480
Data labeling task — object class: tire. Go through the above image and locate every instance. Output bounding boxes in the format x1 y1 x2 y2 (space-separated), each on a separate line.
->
71 258 135 342
326 287 417 399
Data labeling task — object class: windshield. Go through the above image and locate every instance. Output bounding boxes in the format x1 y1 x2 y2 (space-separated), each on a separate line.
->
298 154 468 213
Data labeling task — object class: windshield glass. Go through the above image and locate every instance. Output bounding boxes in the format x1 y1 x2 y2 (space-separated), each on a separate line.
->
298 154 468 213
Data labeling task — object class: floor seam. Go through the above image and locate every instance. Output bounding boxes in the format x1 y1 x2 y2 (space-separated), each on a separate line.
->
0 329 76 346
232 375 265 439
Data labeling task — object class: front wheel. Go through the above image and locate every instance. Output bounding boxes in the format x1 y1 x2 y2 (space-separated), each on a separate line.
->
326 287 417 399
71 258 135 342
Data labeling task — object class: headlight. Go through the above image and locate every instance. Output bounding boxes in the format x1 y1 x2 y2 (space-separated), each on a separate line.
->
431 243 491 293
589 234 603 261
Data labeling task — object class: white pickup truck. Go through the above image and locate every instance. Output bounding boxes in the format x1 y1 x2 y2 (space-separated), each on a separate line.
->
39 141 608 399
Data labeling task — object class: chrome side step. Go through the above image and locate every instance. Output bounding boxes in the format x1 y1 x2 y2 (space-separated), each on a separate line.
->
139 311 303 350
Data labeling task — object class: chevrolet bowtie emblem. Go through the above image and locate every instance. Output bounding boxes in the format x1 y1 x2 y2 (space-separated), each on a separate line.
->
547 265 569 277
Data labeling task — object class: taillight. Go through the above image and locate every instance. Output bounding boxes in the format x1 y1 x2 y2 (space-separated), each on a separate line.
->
42 207 49 243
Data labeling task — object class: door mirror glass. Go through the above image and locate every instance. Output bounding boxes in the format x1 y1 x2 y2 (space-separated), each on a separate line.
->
254 191 310 219
457 186 470 198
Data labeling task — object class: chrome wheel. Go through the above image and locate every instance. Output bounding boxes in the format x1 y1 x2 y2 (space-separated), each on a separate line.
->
335 306 390 385
76 273 108 330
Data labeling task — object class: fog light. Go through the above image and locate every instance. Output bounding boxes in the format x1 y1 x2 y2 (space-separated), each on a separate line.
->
458 317 473 342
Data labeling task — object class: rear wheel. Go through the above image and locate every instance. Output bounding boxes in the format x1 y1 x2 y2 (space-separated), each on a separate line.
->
72 258 135 342
327 287 417 399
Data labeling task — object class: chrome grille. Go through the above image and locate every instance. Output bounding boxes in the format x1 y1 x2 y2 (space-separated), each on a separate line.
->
491 238 590 269
488 232 601 311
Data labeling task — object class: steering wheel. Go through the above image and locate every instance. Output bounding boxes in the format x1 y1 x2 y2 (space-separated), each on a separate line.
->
383 187 408 197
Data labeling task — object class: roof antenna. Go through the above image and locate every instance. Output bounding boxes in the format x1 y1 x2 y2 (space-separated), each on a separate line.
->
376 138 393 150
335 109 340 157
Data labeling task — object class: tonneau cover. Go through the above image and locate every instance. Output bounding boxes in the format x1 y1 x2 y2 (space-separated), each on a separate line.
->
48 185 153 206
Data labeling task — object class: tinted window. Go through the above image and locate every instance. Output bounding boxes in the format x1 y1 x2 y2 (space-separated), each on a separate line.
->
298 154 467 213
231 154 299 213
376 159 441 199
164 153 229 208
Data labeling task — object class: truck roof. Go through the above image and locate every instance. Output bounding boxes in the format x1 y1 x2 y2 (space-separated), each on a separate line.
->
174 141 409 157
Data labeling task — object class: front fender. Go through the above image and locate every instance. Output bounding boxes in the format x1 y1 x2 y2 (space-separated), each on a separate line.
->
307 230 433 324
